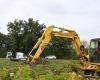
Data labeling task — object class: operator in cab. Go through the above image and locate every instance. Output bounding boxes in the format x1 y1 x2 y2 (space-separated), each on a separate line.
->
90 39 100 63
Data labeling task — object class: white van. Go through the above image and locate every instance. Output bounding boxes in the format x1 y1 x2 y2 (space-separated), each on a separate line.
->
45 55 56 59
6 52 27 61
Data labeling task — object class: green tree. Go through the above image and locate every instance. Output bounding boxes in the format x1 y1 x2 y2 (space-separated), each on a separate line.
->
43 37 77 59
0 33 10 57
7 18 45 54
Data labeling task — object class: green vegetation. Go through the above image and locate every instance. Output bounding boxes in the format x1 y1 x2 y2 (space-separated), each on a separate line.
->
0 58 96 80
0 33 10 57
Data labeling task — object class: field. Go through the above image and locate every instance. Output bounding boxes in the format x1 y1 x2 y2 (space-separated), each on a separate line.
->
0 58 98 80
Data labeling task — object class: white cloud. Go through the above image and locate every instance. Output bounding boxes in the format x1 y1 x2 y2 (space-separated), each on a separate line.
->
0 0 100 40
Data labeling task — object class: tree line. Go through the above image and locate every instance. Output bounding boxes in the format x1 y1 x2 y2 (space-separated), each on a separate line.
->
0 18 78 59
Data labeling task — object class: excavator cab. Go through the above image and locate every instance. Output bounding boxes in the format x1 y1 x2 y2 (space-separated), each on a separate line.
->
90 38 100 63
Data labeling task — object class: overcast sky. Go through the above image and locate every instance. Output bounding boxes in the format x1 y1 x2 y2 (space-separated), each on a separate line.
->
0 0 100 40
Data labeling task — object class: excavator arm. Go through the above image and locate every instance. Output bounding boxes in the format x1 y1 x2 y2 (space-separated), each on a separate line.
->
27 26 90 69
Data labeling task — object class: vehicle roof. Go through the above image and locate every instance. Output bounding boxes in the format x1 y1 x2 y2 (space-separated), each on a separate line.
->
91 38 100 41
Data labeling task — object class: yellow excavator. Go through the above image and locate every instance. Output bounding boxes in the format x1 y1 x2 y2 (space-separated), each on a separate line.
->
27 25 100 78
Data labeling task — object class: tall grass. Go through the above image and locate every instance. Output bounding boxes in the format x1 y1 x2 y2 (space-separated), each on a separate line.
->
0 58 97 80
